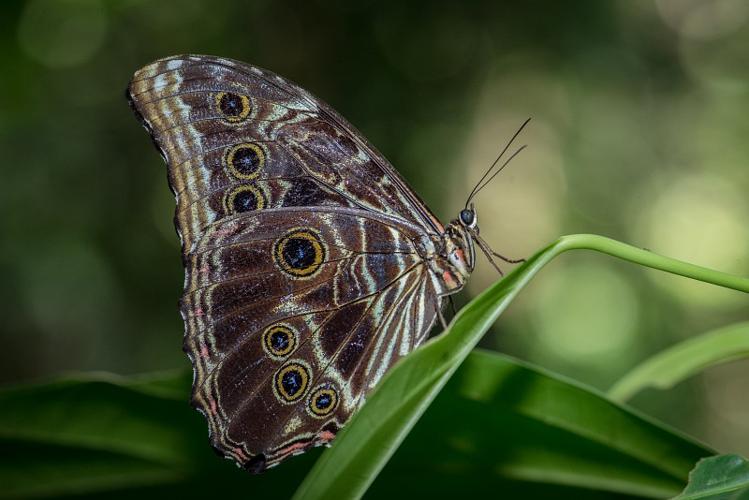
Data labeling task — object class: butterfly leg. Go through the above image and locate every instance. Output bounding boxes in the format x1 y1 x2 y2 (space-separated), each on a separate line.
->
447 295 457 318
473 233 526 274
436 302 448 330
473 235 504 276
492 252 526 264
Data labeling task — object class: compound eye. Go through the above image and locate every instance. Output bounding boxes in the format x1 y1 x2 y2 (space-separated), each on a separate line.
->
459 209 475 226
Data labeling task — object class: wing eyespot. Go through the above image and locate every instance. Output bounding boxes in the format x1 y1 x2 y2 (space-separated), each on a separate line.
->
307 385 339 418
224 142 265 180
262 324 298 360
223 183 266 214
215 91 251 123
273 360 312 404
273 228 326 279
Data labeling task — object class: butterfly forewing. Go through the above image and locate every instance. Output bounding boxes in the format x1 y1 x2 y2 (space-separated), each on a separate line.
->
128 55 443 252
127 55 446 471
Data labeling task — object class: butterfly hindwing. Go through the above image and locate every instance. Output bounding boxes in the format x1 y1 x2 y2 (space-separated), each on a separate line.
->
181 208 435 469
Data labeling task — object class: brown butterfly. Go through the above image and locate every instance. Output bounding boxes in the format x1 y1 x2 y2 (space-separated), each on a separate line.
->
127 55 524 473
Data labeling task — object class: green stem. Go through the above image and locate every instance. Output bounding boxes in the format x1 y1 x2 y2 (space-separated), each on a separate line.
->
552 234 749 293
293 233 747 500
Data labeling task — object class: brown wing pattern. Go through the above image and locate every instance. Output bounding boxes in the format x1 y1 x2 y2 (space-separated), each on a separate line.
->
127 55 444 253
182 208 438 469
127 55 443 472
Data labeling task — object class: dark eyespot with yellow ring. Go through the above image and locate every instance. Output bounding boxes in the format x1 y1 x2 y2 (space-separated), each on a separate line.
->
273 229 325 278
223 183 266 215
262 324 297 359
308 385 338 418
274 361 311 403
215 92 250 122
225 142 265 180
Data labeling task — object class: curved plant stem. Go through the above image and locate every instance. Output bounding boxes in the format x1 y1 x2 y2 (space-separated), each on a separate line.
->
554 234 749 293
293 234 749 500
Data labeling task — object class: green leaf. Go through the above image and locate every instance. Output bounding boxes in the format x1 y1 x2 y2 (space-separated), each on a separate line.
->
294 234 746 500
674 455 749 499
291 239 560 500
0 372 321 499
376 349 711 499
609 322 749 402
0 353 712 499
2 234 743 499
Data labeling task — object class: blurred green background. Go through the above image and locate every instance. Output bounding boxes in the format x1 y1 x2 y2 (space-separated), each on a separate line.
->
1 0 748 464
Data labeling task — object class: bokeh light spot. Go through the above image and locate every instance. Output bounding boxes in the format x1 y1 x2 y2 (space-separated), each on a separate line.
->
19 0 108 68
530 262 640 363
632 173 749 309
656 0 749 40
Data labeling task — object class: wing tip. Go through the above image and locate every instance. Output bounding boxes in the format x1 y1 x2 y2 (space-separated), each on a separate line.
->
124 79 149 129
124 73 169 166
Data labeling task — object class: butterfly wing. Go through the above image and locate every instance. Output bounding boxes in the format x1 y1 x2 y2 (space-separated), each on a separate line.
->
127 55 444 253
127 55 444 471
183 207 438 470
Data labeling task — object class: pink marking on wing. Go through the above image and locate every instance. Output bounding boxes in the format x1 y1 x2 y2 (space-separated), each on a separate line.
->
209 399 217 415
279 441 308 456
442 270 457 288
200 345 209 358
194 307 205 316
318 430 336 443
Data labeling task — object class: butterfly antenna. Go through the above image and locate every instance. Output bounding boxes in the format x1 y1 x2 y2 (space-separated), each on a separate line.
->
465 117 531 208
469 144 527 201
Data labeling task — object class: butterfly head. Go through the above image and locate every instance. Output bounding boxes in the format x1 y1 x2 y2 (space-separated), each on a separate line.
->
456 205 478 268
459 207 478 230
452 118 530 279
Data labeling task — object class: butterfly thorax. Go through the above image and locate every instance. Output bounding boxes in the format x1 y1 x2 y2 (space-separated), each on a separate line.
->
417 218 475 296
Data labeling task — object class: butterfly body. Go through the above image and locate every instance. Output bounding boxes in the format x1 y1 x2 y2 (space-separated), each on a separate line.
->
127 55 476 472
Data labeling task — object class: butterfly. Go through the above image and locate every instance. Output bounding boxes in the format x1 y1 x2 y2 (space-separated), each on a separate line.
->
127 55 524 473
